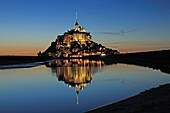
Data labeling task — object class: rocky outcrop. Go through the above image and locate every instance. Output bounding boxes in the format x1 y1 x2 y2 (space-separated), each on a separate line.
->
39 38 119 58
38 18 119 58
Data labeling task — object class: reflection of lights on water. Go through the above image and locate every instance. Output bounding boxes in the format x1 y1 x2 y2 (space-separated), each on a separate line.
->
47 59 106 104
101 53 106 56
76 92 79 105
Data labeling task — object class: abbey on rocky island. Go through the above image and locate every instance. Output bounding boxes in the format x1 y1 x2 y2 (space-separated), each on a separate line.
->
39 15 119 58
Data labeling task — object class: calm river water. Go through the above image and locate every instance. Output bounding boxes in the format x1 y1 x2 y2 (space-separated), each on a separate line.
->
0 59 170 113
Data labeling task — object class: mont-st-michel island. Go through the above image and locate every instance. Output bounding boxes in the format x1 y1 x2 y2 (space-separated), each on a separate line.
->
38 16 119 58
1 1 170 113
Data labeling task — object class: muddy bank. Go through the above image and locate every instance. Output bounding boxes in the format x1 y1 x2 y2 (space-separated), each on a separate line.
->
86 83 170 113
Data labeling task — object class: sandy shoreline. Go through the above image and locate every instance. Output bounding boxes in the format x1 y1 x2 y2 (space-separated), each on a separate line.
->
86 83 170 113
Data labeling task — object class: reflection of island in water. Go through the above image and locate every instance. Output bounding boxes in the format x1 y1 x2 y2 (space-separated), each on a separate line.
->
45 59 106 104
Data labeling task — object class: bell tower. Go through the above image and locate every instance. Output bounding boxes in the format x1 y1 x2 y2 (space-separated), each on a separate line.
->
75 12 79 31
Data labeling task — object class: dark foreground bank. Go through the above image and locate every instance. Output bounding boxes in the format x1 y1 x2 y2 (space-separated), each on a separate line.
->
0 56 53 65
86 83 170 113
102 49 170 74
1 49 170 71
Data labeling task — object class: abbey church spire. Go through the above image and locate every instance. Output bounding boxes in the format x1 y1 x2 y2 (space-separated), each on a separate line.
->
75 12 79 30
75 12 78 25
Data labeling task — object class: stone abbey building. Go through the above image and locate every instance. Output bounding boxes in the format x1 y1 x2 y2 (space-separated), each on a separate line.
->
56 18 92 50
40 16 119 58
60 18 92 46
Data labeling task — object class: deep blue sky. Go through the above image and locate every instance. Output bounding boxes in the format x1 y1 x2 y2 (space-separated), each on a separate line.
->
0 0 170 55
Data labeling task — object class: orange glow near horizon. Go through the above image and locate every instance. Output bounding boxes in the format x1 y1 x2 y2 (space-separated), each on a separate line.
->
0 46 170 56
0 41 170 56
107 41 170 54
0 46 46 56
0 49 37 56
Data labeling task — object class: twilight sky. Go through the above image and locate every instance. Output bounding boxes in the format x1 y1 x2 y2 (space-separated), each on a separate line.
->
0 0 170 55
